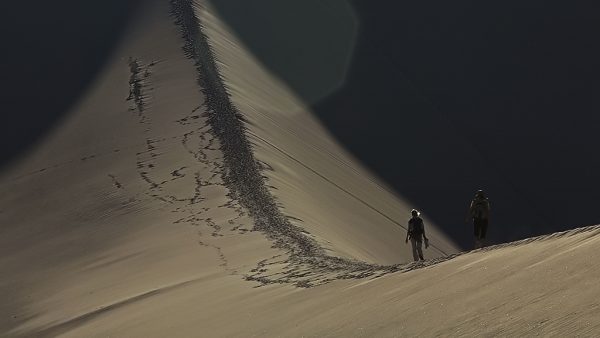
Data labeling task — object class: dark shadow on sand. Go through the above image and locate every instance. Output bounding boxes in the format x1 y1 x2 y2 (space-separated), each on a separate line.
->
208 0 600 249
0 0 141 170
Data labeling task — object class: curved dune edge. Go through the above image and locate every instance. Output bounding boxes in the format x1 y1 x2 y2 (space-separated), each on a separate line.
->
194 0 458 263
171 0 384 286
1 1 457 335
170 0 458 286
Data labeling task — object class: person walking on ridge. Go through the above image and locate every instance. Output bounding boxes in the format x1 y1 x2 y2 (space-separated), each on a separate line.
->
405 209 429 261
467 189 491 249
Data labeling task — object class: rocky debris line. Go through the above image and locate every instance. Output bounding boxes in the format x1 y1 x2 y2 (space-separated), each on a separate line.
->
169 0 407 287
127 58 157 117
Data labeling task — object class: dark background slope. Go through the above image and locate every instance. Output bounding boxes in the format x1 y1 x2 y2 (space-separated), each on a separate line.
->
0 0 140 170
210 0 599 249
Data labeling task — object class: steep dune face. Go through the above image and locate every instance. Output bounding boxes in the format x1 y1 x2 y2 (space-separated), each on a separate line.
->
194 0 457 264
1 0 455 335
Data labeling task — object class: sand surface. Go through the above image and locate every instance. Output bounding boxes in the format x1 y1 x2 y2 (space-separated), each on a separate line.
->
1 0 598 337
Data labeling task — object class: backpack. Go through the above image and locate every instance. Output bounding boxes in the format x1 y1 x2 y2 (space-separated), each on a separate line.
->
472 198 490 219
409 217 424 238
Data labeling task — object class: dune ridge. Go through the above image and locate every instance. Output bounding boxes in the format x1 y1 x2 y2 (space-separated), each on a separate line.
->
170 0 452 287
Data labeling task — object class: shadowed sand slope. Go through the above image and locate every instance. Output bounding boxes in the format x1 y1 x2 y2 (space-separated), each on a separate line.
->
1 0 598 337
1 0 141 170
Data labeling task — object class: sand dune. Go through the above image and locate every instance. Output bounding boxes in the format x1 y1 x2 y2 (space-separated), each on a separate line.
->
1 0 598 337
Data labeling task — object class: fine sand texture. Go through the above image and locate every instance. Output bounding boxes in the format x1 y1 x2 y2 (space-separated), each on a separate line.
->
1 0 598 337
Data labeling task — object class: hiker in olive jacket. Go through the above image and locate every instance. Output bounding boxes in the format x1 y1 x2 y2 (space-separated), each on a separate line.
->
405 209 429 261
467 189 491 249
